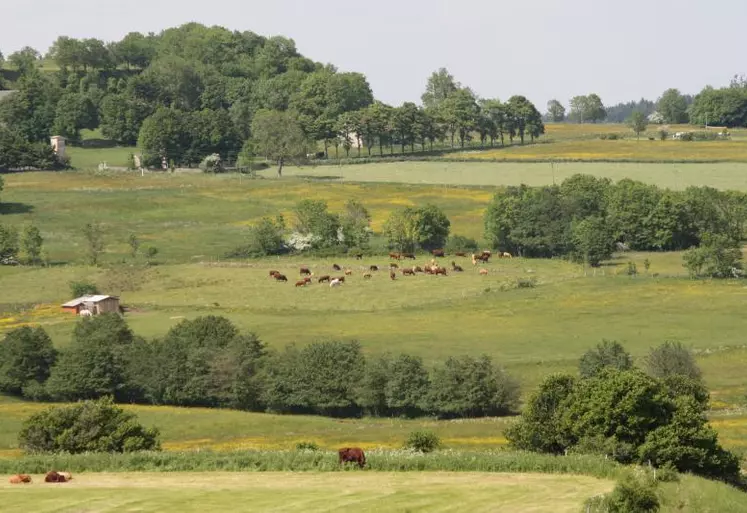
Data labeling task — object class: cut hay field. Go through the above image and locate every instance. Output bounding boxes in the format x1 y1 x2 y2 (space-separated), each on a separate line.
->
0 472 614 513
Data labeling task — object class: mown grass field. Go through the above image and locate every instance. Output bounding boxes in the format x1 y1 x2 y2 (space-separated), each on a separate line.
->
0 472 615 513
1 170 746 461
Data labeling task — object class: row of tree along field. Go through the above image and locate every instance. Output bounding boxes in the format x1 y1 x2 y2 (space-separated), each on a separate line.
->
0 24 545 173
2 315 742 488
230 174 745 277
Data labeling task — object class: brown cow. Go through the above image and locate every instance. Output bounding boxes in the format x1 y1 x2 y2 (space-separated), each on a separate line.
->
369 265 379 271
318 275 331 283
434 267 448 276
344 269 353 276
273 274 288 282
402 268 415 276
333 264 342 271
451 261 464 272
295 280 308 287
304 276 313 284
269 270 280 278
479 268 489 275
338 447 366 468
432 249 445 257
9 474 32 484
354 253 363 260
390 263 399 269
401 253 416 260
300 267 312 276
363 273 372 279
44 471 67 483
390 271 396 280
413 266 424 273
389 252 402 260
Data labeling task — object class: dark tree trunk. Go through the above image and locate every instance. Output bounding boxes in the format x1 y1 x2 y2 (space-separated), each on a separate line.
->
277 158 284 177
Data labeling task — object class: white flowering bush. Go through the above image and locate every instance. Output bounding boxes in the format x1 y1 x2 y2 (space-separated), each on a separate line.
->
286 232 319 252
199 153 223 173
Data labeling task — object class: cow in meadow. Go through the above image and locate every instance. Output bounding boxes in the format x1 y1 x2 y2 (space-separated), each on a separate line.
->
338 447 366 468
9 474 32 484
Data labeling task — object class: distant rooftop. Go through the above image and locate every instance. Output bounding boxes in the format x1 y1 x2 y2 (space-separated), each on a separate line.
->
61 295 118 308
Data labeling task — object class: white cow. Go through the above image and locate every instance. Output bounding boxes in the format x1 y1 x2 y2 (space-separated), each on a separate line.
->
330 278 343 288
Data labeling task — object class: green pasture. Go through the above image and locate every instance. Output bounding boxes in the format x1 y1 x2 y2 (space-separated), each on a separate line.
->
0 472 614 513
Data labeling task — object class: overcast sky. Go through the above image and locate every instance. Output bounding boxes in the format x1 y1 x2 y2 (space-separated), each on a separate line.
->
2 0 744 109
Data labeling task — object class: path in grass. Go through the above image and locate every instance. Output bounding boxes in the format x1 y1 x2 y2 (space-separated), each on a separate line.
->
0 472 613 513
263 161 747 190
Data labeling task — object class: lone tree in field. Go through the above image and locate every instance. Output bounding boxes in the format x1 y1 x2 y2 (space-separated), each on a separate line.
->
82 222 105 266
628 111 648 140
546 99 566 122
250 109 308 177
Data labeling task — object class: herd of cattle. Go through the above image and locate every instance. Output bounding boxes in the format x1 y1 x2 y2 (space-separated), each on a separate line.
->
269 250 512 288
8 471 72 484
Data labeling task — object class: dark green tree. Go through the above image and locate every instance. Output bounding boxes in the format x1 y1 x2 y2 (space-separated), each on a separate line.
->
20 225 43 265
683 233 743 279
578 340 633 379
546 99 566 122
385 354 430 417
571 216 615 267
250 109 308 176
628 111 648 140
656 88 689 124
414 204 451 251
0 327 57 396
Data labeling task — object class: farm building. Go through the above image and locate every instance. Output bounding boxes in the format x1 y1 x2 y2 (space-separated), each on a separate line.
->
61 295 120 315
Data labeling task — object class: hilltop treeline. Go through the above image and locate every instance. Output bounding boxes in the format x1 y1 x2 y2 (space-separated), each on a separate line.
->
0 315 519 419
0 26 545 171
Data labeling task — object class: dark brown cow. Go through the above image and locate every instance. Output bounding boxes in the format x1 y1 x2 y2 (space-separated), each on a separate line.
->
451 261 464 272
413 266 424 273
435 267 448 276
432 249 445 257
354 253 363 260
269 270 280 278
402 268 415 276
44 471 67 483
304 276 313 284
300 267 312 276
369 265 379 271
363 273 372 279
389 263 399 269
9 474 32 484
318 275 331 283
338 447 366 468
273 274 288 282
389 252 402 260
332 264 342 271
401 253 416 260
390 271 396 280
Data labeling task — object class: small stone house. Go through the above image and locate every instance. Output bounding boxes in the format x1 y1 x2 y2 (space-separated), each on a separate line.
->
61 295 120 315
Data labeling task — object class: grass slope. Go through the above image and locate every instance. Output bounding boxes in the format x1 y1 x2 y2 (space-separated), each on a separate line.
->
0 472 613 513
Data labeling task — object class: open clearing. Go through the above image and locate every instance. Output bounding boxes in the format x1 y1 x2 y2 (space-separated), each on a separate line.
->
0 471 612 513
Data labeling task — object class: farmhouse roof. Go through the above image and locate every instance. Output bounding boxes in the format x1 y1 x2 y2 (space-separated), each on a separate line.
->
61 295 118 307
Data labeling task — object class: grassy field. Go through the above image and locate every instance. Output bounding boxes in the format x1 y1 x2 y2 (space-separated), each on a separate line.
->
0 472 613 513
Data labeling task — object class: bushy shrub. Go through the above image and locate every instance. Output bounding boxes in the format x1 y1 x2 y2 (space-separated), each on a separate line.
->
199 153 223 173
404 431 441 453
579 340 633 379
295 441 320 451
228 215 286 258
18 397 160 454
683 233 743 279
69 280 99 298
445 234 479 253
603 473 660 513
645 341 701 381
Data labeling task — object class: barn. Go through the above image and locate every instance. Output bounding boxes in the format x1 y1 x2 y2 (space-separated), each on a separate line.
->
61 295 120 315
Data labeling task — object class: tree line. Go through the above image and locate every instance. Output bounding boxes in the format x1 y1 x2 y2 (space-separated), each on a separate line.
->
484 174 746 273
0 315 520 419
0 26 545 173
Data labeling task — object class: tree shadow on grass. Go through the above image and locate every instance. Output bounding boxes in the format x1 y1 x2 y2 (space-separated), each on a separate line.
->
0 202 33 215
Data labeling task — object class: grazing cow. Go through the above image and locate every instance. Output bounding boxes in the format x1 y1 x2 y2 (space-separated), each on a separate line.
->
451 261 463 272
338 447 366 468
269 270 280 278
413 266 423 273
482 250 492 258
330 279 343 288
390 263 399 269
333 264 342 271
402 268 415 276
300 267 312 276
432 249 445 257
274 274 288 282
59 472 73 481
435 267 448 276
295 280 308 287
402 253 416 260
472 253 489 265
502 252 512 259
455 252 467 257
44 471 67 483
9 474 32 484
318 275 331 283
389 252 402 260
390 271 396 280
363 273 372 279
304 276 313 284
344 269 353 276
334 276 346 283
479 268 489 275
354 253 363 260
369 265 379 271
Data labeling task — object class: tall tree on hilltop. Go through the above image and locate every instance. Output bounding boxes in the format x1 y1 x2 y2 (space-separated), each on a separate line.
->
421 68 459 110
547 99 566 122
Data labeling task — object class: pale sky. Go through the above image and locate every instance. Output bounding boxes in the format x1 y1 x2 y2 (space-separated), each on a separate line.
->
2 0 744 109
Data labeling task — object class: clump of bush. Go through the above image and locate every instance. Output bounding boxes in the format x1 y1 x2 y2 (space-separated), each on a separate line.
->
18 397 160 454
445 234 478 254
199 153 223 173
69 280 99 297
295 441 320 451
586 471 660 513
404 431 441 453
